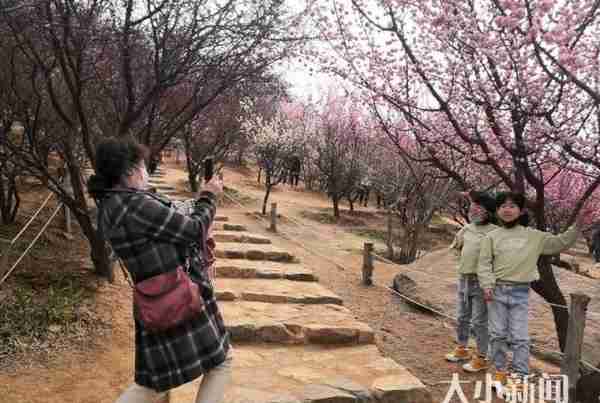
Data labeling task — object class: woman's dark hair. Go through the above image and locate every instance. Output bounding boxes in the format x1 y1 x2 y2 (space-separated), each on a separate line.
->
469 190 497 225
87 138 148 199
495 191 529 227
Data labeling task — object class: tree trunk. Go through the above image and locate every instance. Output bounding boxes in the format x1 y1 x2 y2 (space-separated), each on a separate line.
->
189 171 199 193
333 196 340 219
236 144 246 167
0 174 19 224
530 256 569 351
77 211 114 282
262 184 272 215
348 198 354 212
397 225 424 264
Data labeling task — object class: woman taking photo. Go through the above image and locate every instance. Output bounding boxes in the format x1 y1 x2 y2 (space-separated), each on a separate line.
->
88 138 232 403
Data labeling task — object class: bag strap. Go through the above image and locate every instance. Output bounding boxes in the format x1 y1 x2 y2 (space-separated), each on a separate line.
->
117 258 135 289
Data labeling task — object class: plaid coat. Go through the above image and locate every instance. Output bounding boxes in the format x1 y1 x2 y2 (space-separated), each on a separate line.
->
98 189 230 392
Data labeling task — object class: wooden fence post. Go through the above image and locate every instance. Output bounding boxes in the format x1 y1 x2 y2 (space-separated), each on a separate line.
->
387 209 394 259
561 293 590 403
270 203 277 232
362 242 374 286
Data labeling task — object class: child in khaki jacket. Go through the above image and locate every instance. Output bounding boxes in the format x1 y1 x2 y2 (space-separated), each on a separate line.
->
478 192 581 388
446 191 497 373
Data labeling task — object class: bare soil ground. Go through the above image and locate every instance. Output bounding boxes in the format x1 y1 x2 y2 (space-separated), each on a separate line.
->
0 160 597 403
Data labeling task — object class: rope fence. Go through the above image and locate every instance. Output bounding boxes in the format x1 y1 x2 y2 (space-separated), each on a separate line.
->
0 166 74 286
0 203 63 285
0 190 64 286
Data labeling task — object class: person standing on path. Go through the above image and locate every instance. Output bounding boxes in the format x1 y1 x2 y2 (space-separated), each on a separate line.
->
445 191 497 373
478 192 582 389
87 138 232 403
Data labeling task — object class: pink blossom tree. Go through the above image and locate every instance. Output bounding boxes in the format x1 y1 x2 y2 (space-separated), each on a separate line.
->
311 0 600 355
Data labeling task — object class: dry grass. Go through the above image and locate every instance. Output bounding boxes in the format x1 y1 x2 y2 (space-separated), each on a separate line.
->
0 185 110 371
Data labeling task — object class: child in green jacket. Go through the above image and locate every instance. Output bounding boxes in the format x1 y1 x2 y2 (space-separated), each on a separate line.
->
478 192 580 388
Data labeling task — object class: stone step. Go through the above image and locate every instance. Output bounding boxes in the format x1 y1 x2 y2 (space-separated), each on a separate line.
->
215 243 295 262
169 344 431 403
213 231 271 245
222 301 374 345
213 222 247 232
216 259 317 281
214 278 343 305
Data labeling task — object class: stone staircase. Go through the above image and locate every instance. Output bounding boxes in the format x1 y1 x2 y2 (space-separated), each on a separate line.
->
145 167 432 403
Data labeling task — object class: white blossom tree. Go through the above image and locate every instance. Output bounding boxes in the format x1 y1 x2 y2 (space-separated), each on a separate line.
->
242 103 304 214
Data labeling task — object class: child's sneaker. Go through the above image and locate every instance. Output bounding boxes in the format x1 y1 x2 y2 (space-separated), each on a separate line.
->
445 346 471 362
492 370 508 390
463 355 490 373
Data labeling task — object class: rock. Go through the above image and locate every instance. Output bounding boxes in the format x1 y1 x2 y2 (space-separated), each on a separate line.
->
256 323 303 344
222 223 247 231
299 384 357 403
227 324 257 342
358 331 375 344
213 232 272 244
371 375 431 403
215 290 237 301
222 250 245 259
242 292 289 304
227 387 300 403
305 326 359 345
391 274 445 315
256 269 283 279
246 250 267 260
392 274 417 294
285 271 318 282
265 251 294 262
216 265 258 278
323 377 371 402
